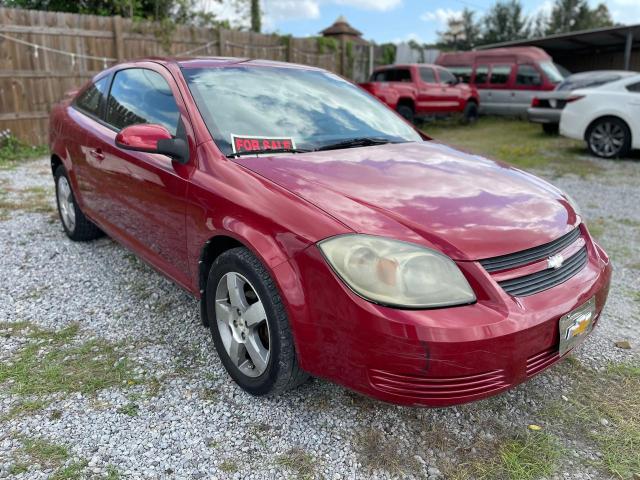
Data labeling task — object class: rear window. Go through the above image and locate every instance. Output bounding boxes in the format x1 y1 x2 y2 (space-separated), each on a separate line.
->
627 81 640 93
447 66 472 83
557 73 630 91
74 76 110 118
474 65 489 84
489 65 511 85
370 68 412 82
539 61 564 84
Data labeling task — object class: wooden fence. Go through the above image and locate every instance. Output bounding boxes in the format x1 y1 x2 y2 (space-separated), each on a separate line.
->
0 7 373 145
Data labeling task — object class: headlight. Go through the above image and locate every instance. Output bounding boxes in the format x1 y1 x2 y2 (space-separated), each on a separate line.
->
318 234 476 309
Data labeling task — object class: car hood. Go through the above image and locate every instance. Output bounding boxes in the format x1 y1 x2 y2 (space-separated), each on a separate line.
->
235 141 579 261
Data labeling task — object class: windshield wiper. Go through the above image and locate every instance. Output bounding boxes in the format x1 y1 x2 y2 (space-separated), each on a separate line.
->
226 148 310 158
314 137 396 152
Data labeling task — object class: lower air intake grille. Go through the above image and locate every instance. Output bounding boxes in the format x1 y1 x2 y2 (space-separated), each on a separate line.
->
498 246 588 297
369 368 508 400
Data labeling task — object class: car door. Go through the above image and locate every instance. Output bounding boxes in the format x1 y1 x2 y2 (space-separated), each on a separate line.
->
513 64 544 115
485 64 513 115
436 68 463 111
83 65 194 286
416 66 442 113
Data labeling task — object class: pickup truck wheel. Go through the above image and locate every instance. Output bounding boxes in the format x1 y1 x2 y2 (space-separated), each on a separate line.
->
206 247 309 396
397 104 414 123
461 101 479 124
54 165 103 241
542 123 559 135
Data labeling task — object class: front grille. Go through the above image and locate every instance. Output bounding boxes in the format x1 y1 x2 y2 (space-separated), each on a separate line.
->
369 368 508 400
480 228 581 273
526 347 560 377
498 246 588 297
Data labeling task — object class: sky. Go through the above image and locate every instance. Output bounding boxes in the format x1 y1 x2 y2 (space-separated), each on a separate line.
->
203 0 640 44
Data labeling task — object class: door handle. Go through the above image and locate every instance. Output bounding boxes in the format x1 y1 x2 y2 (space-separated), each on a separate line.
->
89 148 105 161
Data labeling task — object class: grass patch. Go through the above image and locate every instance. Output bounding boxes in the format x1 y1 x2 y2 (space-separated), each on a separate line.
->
51 460 88 479
542 361 640 479
276 447 315 478
0 323 138 396
0 133 48 170
1 399 48 421
422 117 602 177
105 465 121 479
354 427 420 475
117 402 140 417
219 459 238 473
19 435 69 467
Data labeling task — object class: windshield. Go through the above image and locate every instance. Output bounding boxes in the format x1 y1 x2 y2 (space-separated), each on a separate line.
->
539 62 565 84
182 66 422 156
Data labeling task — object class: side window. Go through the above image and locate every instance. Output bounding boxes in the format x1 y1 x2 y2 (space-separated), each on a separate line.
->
394 69 412 82
419 67 436 83
439 69 456 85
371 71 387 82
449 66 472 83
489 65 511 85
106 69 180 135
74 76 110 118
627 81 640 93
474 65 489 84
516 65 542 86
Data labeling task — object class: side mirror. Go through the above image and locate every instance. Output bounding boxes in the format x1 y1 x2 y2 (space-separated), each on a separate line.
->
115 124 189 164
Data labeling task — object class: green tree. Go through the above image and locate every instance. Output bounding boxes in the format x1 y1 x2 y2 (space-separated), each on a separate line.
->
250 0 261 32
546 0 614 34
480 0 530 45
437 8 481 50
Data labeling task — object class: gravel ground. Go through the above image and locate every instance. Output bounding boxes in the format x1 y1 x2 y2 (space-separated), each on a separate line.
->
0 156 638 479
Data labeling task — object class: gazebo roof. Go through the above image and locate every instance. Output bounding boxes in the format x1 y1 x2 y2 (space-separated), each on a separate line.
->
320 15 363 37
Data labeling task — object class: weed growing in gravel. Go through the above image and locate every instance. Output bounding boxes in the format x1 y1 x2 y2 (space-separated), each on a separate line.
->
276 447 316 479
117 402 140 417
105 465 122 479
1 399 48 421
219 459 238 473
0 131 48 170
50 460 88 480
354 427 421 476
0 184 52 220
17 435 69 467
0 323 139 396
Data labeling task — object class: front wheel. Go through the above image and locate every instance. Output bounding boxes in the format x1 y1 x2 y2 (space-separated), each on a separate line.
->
586 117 631 159
206 247 308 396
396 104 415 123
54 165 103 241
461 101 479 124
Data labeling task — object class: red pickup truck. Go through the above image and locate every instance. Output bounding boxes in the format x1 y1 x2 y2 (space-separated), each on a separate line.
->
359 64 480 123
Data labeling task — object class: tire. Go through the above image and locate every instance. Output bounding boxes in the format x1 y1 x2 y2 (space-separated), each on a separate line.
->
586 117 631 159
206 247 308 396
397 104 415 123
542 123 559 135
461 101 479 124
54 165 103 241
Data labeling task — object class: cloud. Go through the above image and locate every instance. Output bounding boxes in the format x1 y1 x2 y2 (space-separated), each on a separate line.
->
333 0 402 11
420 8 462 26
392 32 426 44
606 0 640 23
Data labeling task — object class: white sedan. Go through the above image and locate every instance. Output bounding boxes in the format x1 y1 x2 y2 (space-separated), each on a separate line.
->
560 73 640 158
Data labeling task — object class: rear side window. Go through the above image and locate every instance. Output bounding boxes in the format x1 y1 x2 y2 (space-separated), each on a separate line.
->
448 66 472 83
516 65 542 86
391 69 412 82
474 65 489 84
106 69 180 135
419 67 436 83
626 82 640 93
371 70 387 82
489 65 511 85
75 76 110 118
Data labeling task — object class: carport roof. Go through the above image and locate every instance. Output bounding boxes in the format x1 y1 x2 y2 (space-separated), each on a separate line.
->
476 24 640 52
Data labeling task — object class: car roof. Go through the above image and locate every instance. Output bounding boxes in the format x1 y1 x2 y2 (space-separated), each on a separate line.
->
374 63 444 70
136 56 325 71
437 47 551 65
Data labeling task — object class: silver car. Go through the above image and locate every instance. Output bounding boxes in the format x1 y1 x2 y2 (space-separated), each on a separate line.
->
528 70 637 134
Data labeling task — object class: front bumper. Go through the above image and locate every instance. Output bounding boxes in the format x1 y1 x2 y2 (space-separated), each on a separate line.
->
527 107 561 125
284 230 612 407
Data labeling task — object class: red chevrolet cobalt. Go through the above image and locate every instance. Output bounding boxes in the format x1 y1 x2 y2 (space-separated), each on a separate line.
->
49 58 611 407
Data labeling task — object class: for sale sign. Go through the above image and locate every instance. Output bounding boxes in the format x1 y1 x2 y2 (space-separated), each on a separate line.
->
231 134 296 154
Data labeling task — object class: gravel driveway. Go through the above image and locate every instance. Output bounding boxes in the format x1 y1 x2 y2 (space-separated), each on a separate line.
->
0 156 638 479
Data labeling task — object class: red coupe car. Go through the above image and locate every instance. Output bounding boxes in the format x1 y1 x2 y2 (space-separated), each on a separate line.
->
49 57 611 407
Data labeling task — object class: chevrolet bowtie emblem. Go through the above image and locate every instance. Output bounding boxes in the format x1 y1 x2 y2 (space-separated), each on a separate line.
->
547 253 564 270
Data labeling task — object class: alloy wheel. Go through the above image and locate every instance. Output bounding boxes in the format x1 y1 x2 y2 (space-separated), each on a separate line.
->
589 121 625 157
215 272 270 378
57 176 76 232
